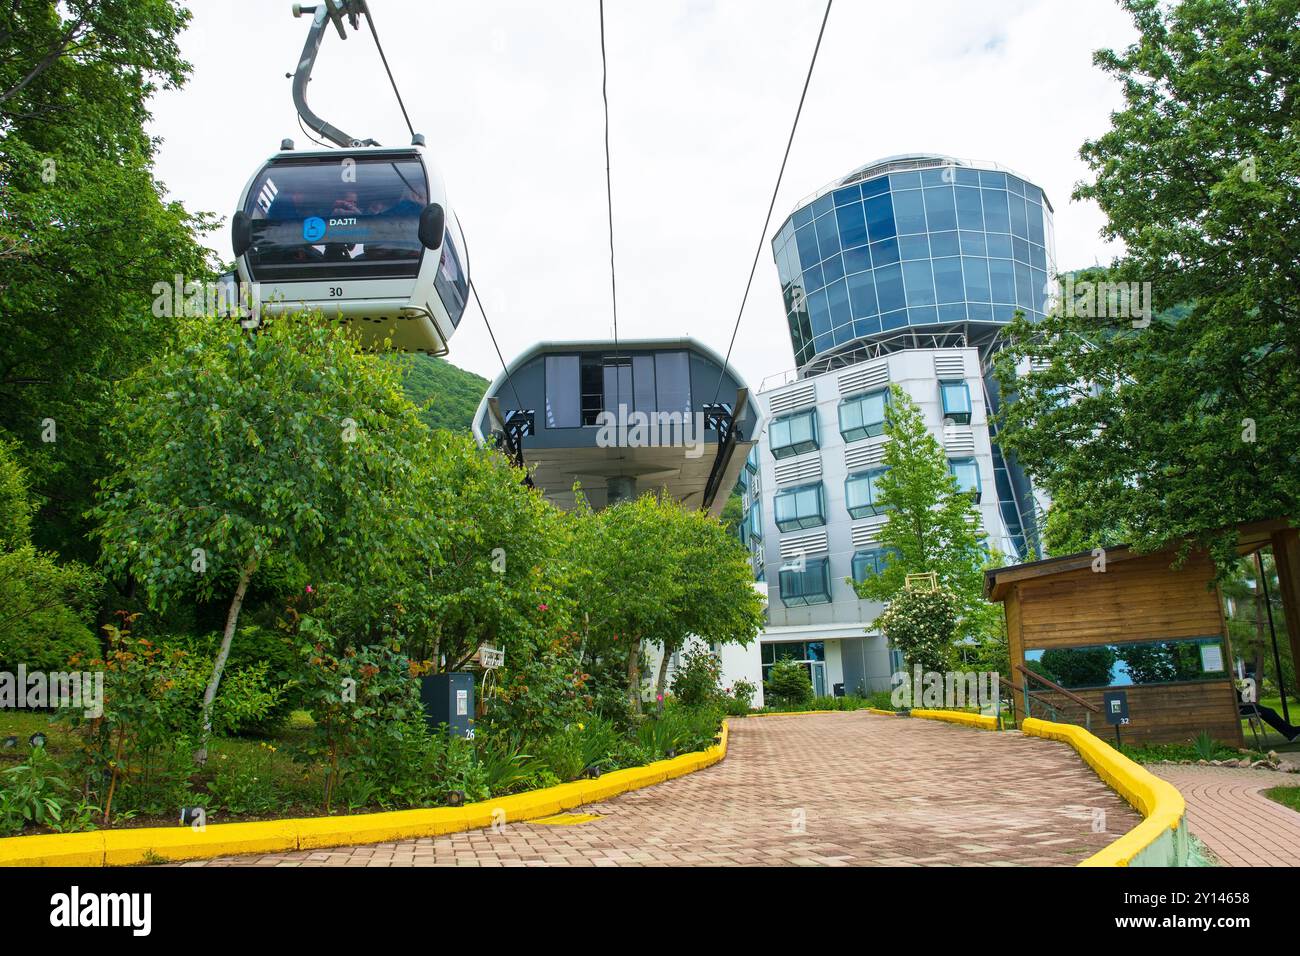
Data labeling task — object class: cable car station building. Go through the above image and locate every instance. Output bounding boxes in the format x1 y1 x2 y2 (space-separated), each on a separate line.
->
473 338 759 515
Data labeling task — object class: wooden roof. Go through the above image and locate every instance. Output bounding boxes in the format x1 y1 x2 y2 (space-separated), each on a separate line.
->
983 518 1295 602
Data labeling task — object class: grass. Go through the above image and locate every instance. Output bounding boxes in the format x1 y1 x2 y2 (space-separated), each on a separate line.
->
1119 740 1266 764
1263 785 1300 814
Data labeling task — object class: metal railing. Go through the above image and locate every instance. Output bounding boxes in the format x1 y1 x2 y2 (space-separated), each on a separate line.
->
1012 664 1102 732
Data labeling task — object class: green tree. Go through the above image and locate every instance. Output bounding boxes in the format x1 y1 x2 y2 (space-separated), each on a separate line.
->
90 313 430 759
849 385 993 630
572 492 763 717
0 0 213 563
651 505 765 701
993 0 1300 570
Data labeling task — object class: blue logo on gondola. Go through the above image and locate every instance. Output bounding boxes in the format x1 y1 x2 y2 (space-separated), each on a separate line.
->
302 216 326 241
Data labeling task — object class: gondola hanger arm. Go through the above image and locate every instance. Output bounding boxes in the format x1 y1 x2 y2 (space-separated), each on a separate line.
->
290 1 379 148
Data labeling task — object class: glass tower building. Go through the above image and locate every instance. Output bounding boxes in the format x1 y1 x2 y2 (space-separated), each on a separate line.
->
772 153 1056 372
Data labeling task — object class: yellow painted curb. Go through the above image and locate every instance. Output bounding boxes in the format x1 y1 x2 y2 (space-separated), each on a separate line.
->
866 708 904 716
1021 717 1186 867
910 708 999 731
0 720 730 867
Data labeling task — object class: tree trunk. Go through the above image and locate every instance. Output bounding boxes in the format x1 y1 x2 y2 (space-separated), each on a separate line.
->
626 639 642 715
195 555 259 765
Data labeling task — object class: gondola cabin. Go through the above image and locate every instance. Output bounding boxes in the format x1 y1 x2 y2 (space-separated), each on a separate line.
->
231 145 469 354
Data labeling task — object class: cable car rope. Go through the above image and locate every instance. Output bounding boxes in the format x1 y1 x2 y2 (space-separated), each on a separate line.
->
361 4 417 141
599 0 618 348
470 279 526 413
709 0 833 405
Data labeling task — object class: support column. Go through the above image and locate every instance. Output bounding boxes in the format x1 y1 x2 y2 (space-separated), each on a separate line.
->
606 475 636 506
1269 528 1300 699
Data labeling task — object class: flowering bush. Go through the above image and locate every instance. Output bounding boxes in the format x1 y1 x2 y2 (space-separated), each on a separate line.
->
874 585 958 673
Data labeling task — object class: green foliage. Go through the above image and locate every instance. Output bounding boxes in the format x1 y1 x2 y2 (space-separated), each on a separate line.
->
92 312 428 613
0 0 213 564
0 439 102 672
0 547 101 671
1193 730 1218 762
91 312 432 748
765 659 814 707
723 677 758 715
536 718 622 782
719 489 744 538
206 742 280 816
635 703 723 759
289 617 428 810
388 354 489 432
475 735 548 796
573 493 765 713
57 617 277 819
0 747 76 835
670 645 724 708
0 437 33 550
875 585 959 673
993 0 1300 569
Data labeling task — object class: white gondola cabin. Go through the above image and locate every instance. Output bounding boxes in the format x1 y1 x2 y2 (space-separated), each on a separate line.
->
231 145 469 354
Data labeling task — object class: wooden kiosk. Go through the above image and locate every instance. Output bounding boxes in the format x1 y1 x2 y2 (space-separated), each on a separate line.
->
984 520 1300 746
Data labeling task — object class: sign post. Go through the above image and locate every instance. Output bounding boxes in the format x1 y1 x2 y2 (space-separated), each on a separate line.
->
1103 689 1130 749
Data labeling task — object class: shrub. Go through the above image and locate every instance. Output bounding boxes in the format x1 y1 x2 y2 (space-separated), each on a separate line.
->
537 718 619 782
728 677 757 711
0 547 101 672
290 617 427 810
765 659 813 707
0 747 76 835
475 734 548 796
670 645 723 708
874 585 958 673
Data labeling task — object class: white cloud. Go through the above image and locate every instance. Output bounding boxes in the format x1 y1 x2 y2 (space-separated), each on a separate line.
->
147 0 1135 387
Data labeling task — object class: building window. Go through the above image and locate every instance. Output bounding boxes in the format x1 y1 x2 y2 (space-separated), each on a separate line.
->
773 482 825 532
769 409 818 459
777 560 831 608
940 380 972 424
748 499 763 541
845 468 888 519
949 457 981 501
839 388 888 442
745 447 758 475
544 354 581 428
761 640 826 682
851 547 896 582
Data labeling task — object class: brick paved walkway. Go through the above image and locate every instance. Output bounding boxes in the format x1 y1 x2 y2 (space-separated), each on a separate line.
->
1150 764 1300 866
184 713 1140 867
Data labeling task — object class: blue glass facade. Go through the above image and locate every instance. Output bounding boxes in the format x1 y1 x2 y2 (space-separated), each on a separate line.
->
772 160 1055 369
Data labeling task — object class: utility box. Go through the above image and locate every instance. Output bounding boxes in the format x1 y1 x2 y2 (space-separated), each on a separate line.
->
420 673 475 738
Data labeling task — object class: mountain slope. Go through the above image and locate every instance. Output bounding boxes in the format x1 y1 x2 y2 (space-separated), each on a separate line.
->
391 354 489 433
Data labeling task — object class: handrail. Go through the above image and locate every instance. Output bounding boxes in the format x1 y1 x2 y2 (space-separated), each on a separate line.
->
1015 664 1102 714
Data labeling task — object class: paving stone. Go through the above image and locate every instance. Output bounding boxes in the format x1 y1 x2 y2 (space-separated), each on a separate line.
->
181 713 1139 867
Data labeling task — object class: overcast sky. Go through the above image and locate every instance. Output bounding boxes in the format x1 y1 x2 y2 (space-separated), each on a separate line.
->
147 0 1135 387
